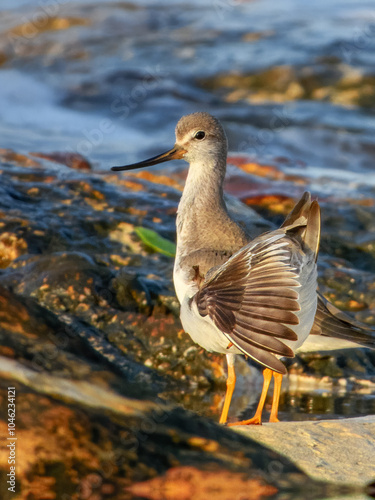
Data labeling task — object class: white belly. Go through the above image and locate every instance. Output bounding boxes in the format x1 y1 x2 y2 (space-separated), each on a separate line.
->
174 263 241 354
296 336 361 353
180 298 242 354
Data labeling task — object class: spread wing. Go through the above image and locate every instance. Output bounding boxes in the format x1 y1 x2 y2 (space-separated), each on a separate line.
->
195 232 303 374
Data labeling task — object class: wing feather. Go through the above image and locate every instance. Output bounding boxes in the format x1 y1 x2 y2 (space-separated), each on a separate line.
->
241 295 301 311
243 287 299 299
247 277 300 287
224 334 288 374
234 305 300 324
233 318 298 340
232 324 294 356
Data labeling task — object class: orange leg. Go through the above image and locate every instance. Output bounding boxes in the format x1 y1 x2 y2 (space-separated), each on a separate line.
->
228 367 273 426
269 371 283 423
219 354 236 424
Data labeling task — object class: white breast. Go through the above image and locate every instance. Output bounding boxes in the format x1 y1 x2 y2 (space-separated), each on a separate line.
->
173 262 241 355
173 261 188 304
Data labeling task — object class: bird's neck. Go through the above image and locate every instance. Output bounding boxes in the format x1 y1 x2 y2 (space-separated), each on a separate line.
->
177 158 225 229
179 159 226 216
176 159 246 257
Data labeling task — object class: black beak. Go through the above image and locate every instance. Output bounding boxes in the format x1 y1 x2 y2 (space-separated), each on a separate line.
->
111 146 186 172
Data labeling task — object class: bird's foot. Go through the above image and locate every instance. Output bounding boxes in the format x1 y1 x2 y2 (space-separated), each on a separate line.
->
227 416 262 426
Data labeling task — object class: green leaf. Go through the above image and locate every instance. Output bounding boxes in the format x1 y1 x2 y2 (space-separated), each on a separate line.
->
134 227 176 257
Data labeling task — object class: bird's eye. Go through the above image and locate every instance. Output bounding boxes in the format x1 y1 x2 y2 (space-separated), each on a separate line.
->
194 131 206 140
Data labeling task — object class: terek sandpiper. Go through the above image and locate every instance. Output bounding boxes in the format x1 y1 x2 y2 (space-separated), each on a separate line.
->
112 112 375 425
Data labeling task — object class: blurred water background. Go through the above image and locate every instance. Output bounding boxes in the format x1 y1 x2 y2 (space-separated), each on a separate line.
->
0 0 375 188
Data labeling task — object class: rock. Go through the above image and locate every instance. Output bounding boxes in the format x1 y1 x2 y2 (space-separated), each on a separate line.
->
0 284 168 394
31 151 92 170
0 358 369 500
0 148 40 168
233 416 375 486
0 232 28 268
199 64 375 107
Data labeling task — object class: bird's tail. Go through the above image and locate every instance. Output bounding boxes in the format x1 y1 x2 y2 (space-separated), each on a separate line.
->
312 292 375 348
282 191 321 261
283 192 375 348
